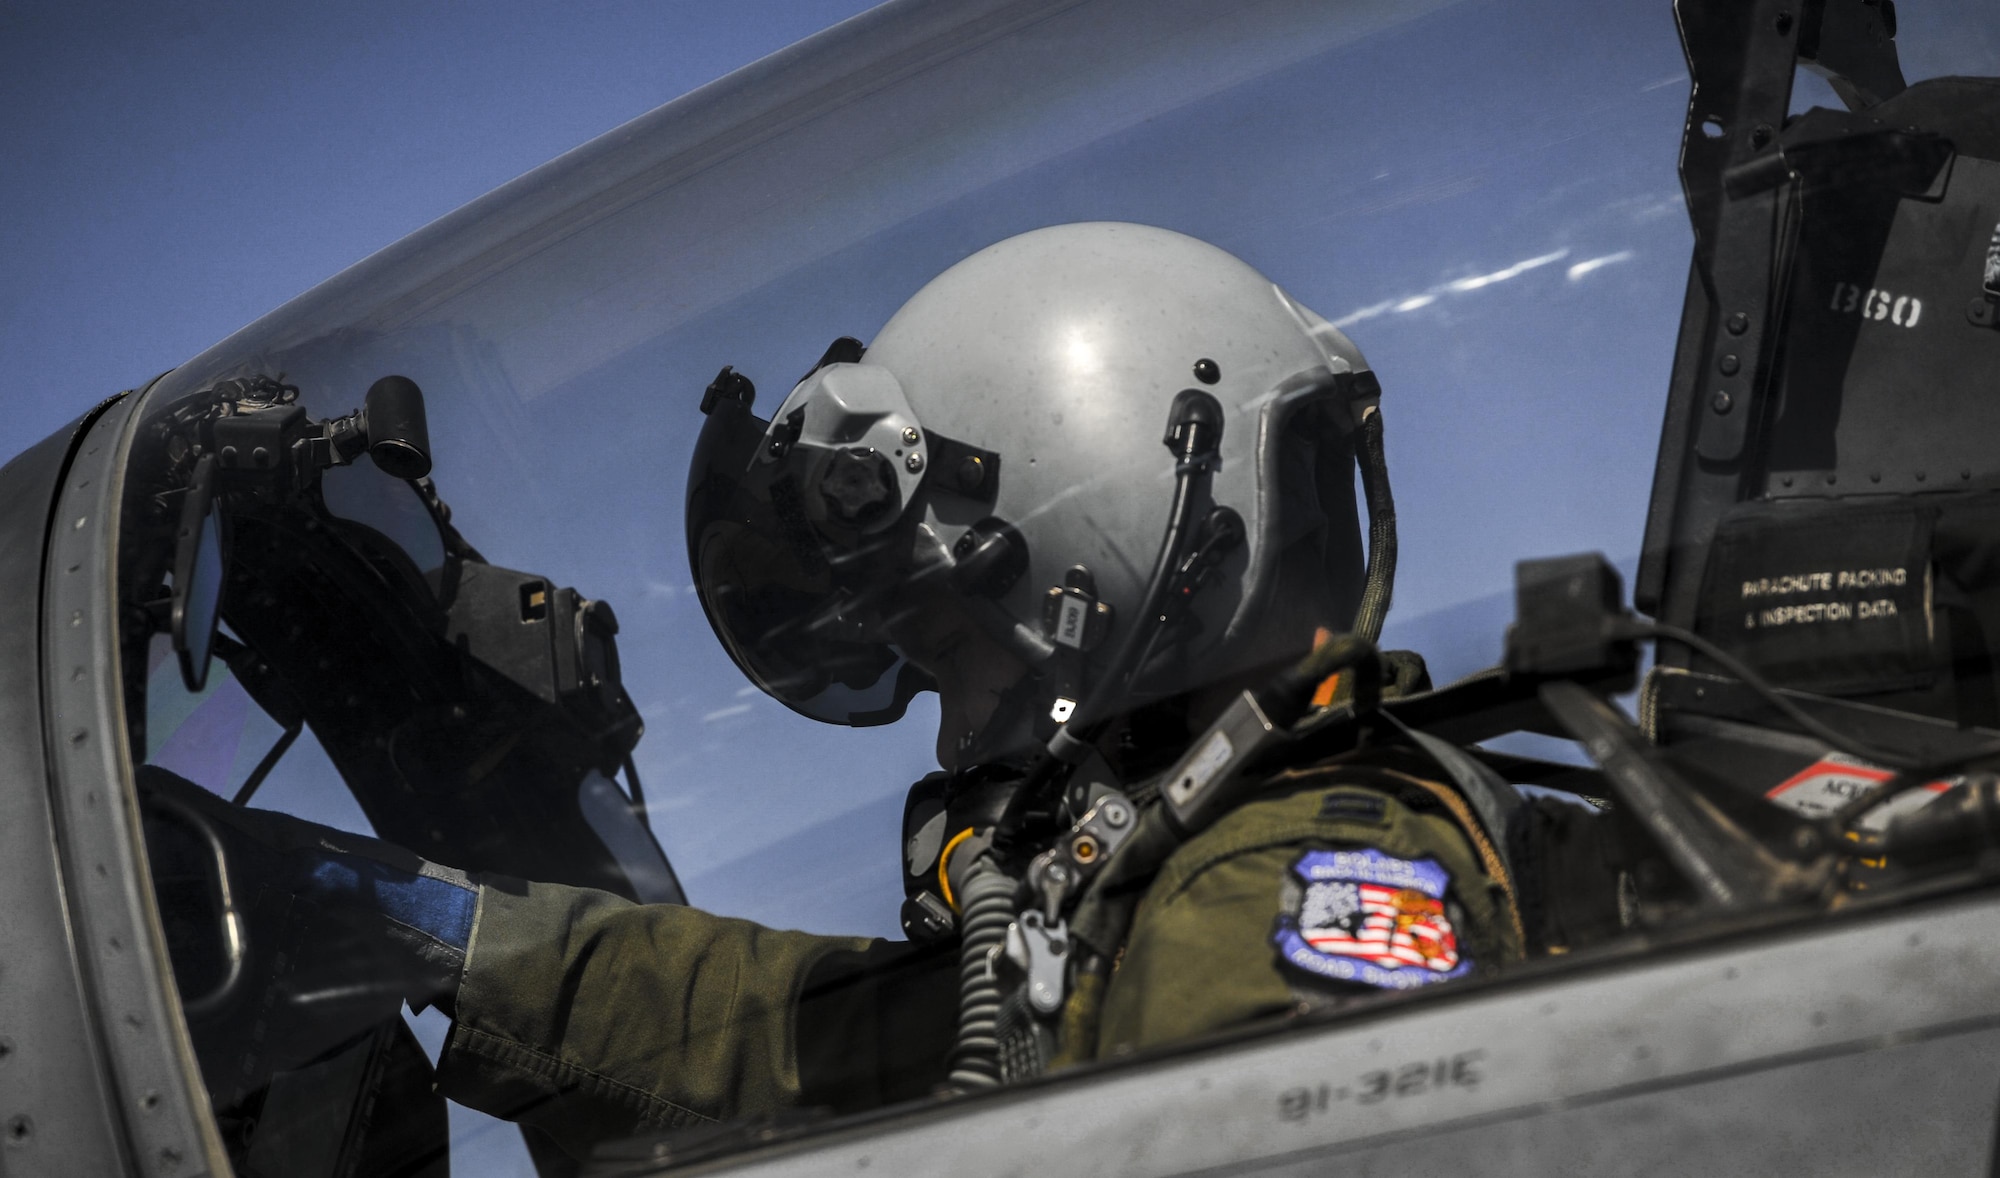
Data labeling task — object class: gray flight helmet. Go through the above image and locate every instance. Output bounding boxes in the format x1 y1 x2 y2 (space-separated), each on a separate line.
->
687 222 1378 753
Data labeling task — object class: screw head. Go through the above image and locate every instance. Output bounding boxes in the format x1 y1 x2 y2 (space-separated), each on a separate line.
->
1192 358 1221 385
1101 801 1130 827
1718 353 1740 376
901 426 920 446
1725 311 1750 335
905 452 925 473
1710 390 1734 415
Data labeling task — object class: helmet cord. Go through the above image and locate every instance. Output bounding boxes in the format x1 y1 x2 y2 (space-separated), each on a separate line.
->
943 853 1016 1089
994 391 1224 845
1351 404 1397 644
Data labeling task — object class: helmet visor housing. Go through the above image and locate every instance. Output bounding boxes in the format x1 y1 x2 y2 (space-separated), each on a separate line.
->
685 372 934 725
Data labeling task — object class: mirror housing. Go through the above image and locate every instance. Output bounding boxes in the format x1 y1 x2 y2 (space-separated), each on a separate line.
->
171 454 226 692
362 375 431 479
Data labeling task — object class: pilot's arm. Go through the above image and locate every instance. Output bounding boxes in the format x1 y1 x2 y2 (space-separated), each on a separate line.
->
434 879 956 1156
142 767 956 1161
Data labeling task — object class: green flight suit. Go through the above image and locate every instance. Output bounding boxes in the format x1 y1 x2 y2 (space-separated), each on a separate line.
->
433 753 1521 1161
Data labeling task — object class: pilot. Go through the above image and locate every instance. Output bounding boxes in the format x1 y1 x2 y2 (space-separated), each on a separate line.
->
164 223 1522 1160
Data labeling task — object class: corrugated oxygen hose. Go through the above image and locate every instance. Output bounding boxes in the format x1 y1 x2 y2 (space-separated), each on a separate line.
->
946 854 1016 1089
1350 405 1397 644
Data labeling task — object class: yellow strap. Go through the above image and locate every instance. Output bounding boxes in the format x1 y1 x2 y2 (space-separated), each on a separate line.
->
937 827 977 912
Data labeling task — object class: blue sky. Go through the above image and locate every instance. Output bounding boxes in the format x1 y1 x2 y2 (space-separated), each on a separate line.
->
0 0 883 460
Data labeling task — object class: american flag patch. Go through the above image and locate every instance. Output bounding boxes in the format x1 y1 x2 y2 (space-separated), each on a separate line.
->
1271 848 1471 990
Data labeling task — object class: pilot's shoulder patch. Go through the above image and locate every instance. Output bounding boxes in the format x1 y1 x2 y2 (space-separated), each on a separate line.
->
1272 847 1470 990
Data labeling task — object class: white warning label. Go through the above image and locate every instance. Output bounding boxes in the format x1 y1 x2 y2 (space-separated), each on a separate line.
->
1765 752 1954 834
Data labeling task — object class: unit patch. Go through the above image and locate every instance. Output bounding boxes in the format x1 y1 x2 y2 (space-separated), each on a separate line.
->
1271 848 1470 991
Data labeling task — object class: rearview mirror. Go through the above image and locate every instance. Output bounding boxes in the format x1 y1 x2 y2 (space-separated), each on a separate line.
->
172 454 225 692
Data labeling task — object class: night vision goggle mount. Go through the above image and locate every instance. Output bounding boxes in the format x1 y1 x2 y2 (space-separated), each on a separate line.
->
192 373 435 492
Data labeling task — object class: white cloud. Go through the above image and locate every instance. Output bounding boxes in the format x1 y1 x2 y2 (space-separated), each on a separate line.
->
1445 250 1569 292
1566 250 1635 282
1613 192 1683 224
700 703 753 723
1330 248 1570 328
1330 298 1399 328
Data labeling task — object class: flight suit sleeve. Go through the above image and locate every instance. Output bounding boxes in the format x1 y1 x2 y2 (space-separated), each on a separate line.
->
433 876 871 1156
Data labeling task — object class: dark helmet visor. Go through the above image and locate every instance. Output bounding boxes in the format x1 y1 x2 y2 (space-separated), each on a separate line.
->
685 386 931 726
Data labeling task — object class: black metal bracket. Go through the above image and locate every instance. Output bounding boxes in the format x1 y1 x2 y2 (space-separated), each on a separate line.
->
1538 680 1832 909
1797 0 1906 110
1675 0 1810 466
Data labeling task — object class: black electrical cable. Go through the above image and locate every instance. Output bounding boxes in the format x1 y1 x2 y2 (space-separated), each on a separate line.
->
1843 755 2000 832
994 393 1223 845
1066 392 1227 739
1632 621 1929 771
231 722 301 806
1070 464 1205 729
1633 620 2000 828
623 755 651 831
993 461 1204 843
